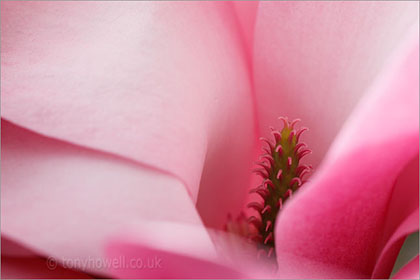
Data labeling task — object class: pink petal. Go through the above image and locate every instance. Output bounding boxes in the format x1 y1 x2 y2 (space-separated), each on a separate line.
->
2 237 37 258
392 256 419 280
1 120 204 276
1 1 255 227
371 157 419 278
2 237 92 278
253 1 419 168
2 256 92 279
105 221 245 278
373 209 419 278
274 31 419 278
232 1 259 53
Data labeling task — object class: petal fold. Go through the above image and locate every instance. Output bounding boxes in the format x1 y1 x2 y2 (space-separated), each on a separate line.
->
392 256 419 280
274 31 419 278
2 256 91 279
1 2 255 223
253 1 419 167
105 221 245 278
1 120 203 276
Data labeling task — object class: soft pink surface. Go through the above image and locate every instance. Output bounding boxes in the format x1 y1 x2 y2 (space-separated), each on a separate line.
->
232 1 259 54
392 256 420 280
1 1 255 229
1 1 419 279
105 222 246 279
274 35 419 278
253 1 419 168
107 243 243 279
1 120 204 275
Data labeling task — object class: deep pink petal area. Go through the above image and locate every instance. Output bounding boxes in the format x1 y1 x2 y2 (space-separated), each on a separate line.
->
253 1 418 168
392 256 419 280
1 2 255 221
2 256 92 279
372 209 419 279
274 34 419 278
371 157 419 278
2 237 37 258
1 120 204 276
105 222 245 279
274 253 365 279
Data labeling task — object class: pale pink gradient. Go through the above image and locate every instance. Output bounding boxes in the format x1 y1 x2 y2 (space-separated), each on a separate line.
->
1 1 418 279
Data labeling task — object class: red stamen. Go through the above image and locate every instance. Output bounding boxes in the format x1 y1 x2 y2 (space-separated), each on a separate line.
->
261 205 272 214
275 145 283 155
276 169 283 180
265 221 272 232
264 232 273 244
247 202 263 211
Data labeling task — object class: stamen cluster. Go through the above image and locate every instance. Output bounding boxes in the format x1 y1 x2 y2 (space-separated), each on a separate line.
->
248 117 312 259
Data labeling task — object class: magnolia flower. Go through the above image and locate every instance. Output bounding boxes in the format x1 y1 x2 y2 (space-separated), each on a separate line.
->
1 1 418 279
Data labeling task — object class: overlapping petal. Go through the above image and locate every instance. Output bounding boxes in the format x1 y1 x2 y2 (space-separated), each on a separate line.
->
392 255 419 279
1 120 203 276
105 221 247 279
2 256 92 279
2 237 94 278
253 1 419 168
232 1 259 54
372 157 419 278
274 31 419 278
1 2 418 279
1 1 255 229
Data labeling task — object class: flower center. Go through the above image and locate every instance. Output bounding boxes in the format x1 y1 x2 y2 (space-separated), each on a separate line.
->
226 117 312 261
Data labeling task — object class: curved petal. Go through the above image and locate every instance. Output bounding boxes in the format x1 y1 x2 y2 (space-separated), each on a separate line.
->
274 31 419 278
0 238 92 279
2 256 92 279
1 120 203 276
371 156 419 278
1 2 255 227
253 1 418 168
105 221 246 278
392 256 419 280
372 210 419 279
2 237 37 258
232 1 259 53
